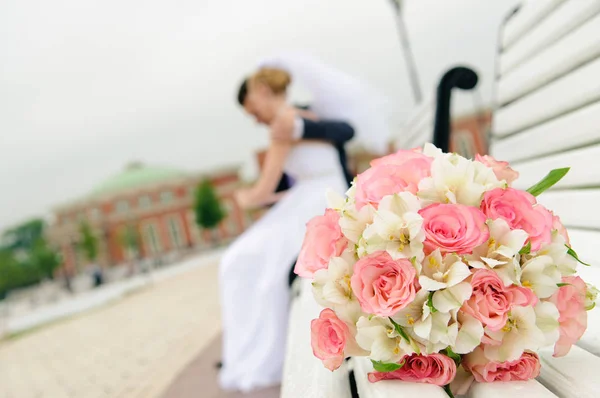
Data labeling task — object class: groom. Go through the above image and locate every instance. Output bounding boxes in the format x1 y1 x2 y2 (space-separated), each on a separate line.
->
237 79 355 189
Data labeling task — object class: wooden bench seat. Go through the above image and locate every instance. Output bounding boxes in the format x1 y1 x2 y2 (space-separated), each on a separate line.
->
282 1 600 396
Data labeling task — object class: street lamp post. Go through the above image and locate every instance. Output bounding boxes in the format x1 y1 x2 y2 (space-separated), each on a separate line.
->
389 0 423 105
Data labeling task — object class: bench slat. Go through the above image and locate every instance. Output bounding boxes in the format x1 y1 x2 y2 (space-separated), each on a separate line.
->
509 143 600 191
352 357 449 398
491 100 600 163
501 0 565 51
498 10 600 105
396 98 434 150
281 279 351 398
493 55 600 138
499 0 600 78
467 380 556 398
537 345 600 398
534 189 600 230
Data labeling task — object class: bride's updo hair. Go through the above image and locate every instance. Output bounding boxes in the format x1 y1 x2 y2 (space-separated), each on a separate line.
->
250 67 292 95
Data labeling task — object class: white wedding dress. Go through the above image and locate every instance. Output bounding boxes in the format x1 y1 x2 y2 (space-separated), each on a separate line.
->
218 142 348 392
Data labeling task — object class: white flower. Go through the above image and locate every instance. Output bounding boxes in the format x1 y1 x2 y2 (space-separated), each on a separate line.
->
452 313 484 354
361 193 425 262
339 203 375 245
467 219 528 285
418 251 473 313
422 143 444 158
355 316 416 363
484 306 546 362
536 232 577 276
391 289 463 353
586 283 598 311
392 289 429 329
432 283 473 313
520 255 561 299
534 301 560 346
414 310 458 351
420 251 471 292
326 188 347 211
312 252 363 323
417 151 504 207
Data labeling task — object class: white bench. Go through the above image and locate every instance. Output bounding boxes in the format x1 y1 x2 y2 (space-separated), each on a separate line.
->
393 96 435 152
282 1 600 396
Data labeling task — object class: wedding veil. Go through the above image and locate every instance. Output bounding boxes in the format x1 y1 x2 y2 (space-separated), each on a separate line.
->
258 51 393 155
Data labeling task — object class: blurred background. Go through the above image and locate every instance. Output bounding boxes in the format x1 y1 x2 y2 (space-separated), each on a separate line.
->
0 1 519 397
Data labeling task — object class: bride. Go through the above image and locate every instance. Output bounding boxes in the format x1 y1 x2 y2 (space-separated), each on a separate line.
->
218 52 390 392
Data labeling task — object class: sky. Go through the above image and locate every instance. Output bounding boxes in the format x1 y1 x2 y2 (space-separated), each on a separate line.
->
0 0 519 231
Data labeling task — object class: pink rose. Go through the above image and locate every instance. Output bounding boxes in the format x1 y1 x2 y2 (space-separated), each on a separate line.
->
481 188 553 252
548 276 588 357
370 148 429 167
552 213 570 245
462 269 537 331
463 346 540 382
419 203 489 255
351 252 417 316
311 309 353 371
295 209 348 278
368 353 457 386
355 151 432 209
475 154 519 185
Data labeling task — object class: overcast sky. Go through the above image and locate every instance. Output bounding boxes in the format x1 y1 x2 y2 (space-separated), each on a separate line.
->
0 0 518 231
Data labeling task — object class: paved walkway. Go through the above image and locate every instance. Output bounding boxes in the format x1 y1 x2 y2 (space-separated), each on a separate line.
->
0 253 224 398
162 335 280 398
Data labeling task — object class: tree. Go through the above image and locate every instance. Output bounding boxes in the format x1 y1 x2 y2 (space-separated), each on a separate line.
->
194 180 226 243
2 218 45 252
0 219 62 298
0 249 41 299
29 238 61 280
78 221 98 263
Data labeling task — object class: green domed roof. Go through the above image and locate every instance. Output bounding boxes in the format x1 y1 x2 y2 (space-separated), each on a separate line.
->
90 162 188 196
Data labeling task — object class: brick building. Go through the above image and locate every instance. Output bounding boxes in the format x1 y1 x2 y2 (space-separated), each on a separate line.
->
449 109 491 158
47 162 249 274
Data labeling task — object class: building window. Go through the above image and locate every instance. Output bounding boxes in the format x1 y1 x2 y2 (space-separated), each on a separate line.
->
116 200 129 214
138 195 152 209
160 191 174 204
119 226 139 260
453 130 475 159
143 223 162 254
167 215 185 249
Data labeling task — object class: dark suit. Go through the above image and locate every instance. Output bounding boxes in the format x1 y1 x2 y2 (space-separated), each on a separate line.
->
275 118 355 193
275 116 355 287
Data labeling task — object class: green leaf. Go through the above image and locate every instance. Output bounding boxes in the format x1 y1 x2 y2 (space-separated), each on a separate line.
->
566 245 591 266
443 347 461 366
526 167 570 196
519 241 531 255
371 359 403 372
388 318 410 343
557 282 572 287
427 292 438 313
443 384 456 398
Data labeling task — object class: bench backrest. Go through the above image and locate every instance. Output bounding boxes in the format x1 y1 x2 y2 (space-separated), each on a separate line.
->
491 0 600 288
491 1 600 395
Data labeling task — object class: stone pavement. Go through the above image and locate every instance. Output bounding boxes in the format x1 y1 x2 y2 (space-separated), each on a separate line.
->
162 335 280 398
0 253 223 398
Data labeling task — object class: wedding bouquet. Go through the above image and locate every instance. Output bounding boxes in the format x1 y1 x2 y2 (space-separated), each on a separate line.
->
295 144 597 396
